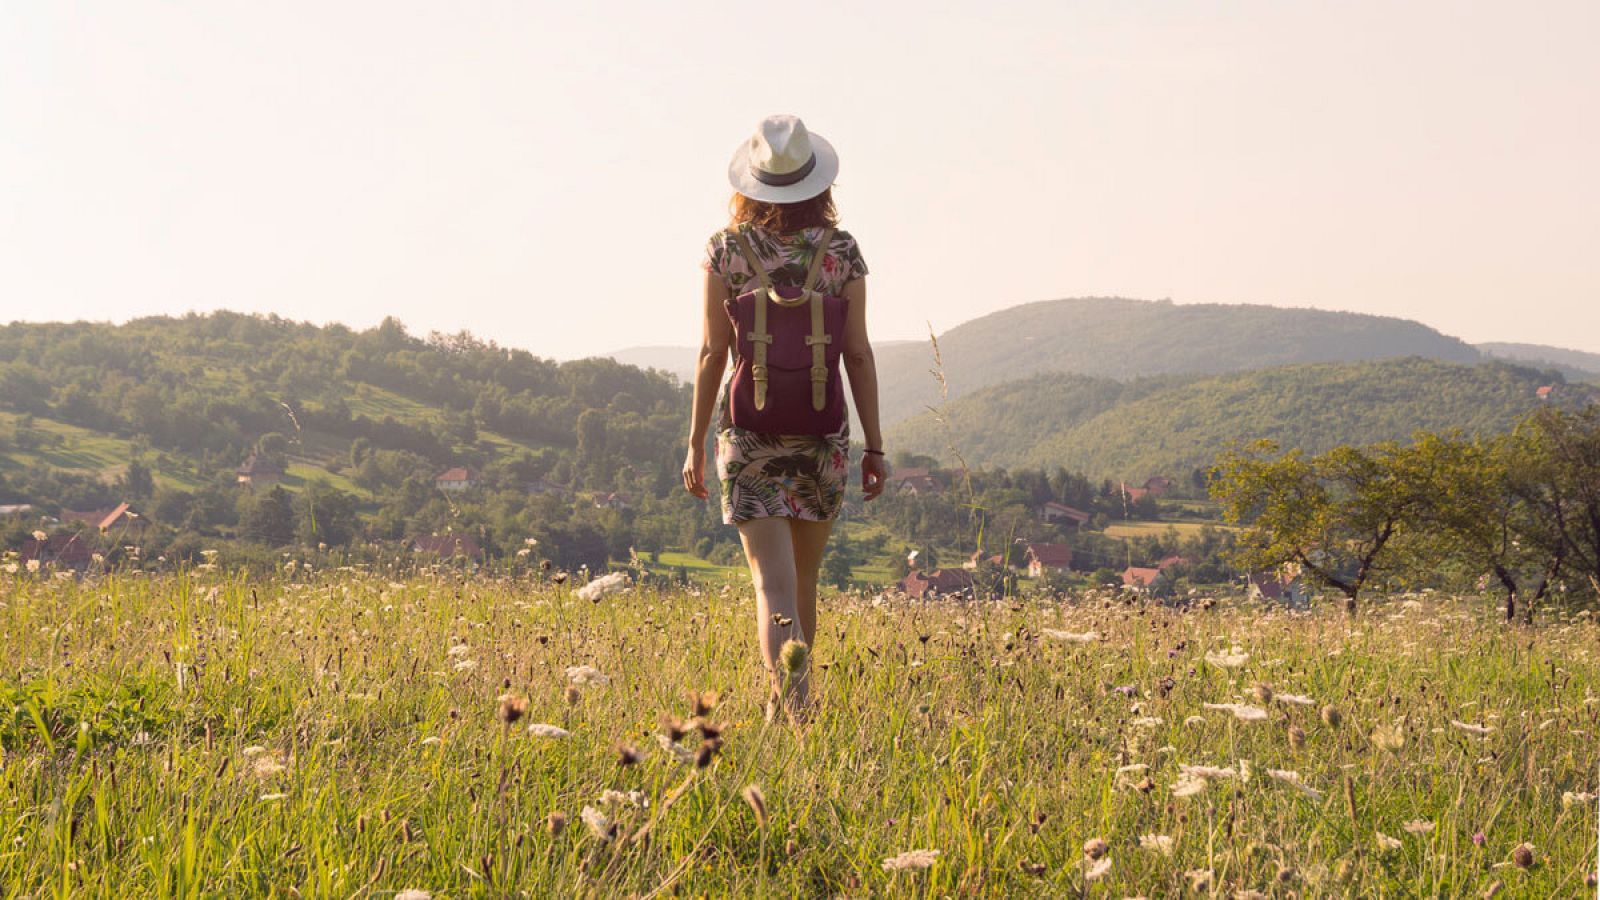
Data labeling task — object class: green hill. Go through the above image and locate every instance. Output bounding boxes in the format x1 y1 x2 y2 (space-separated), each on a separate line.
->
1477 342 1600 380
889 358 1597 481
875 297 1483 423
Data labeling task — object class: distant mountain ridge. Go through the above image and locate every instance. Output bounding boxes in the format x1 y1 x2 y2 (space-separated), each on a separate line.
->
1477 342 1600 378
888 358 1597 480
872 297 1484 423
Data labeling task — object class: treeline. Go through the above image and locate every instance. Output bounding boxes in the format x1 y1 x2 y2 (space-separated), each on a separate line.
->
1211 407 1600 619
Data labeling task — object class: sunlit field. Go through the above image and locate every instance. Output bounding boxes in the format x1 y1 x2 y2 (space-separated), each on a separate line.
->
2 571 1597 896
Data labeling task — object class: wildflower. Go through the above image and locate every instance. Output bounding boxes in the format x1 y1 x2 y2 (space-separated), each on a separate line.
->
881 849 939 872
242 745 268 757
695 737 722 768
1266 768 1323 799
1450 720 1494 736
453 659 477 672
690 689 720 717
779 639 809 676
1203 702 1269 722
496 693 528 725
742 784 768 828
1472 830 1487 846
1204 646 1249 668
1172 775 1208 797
1320 705 1342 728
1402 819 1434 834
616 743 642 767
546 811 567 835
576 571 629 602
1276 693 1316 706
1370 721 1405 751
1083 837 1108 860
1139 834 1174 856
1185 869 1213 892
250 757 286 778
419 736 442 746
656 732 695 765
31 530 47 541
564 686 582 705
1511 842 1534 869
1131 716 1164 728
564 665 610 686
1084 856 1111 882
259 793 287 802
527 723 571 738
1253 683 1274 704
1180 764 1239 780
580 806 614 842
1288 724 1306 751
1041 629 1100 642
1561 790 1596 807
395 891 432 900
1183 715 1207 727
1375 831 1403 852
600 789 648 809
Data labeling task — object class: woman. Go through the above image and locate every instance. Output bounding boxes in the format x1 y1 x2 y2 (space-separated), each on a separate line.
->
682 115 887 723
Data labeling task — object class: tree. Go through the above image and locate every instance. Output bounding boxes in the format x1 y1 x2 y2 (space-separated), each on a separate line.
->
1212 441 1427 615
121 458 156 500
240 486 296 546
821 544 855 589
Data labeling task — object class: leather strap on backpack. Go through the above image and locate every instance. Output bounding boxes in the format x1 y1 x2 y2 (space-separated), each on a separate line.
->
731 228 773 410
802 228 836 410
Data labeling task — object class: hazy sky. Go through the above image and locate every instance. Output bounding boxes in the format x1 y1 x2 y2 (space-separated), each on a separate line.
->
3 1 1597 359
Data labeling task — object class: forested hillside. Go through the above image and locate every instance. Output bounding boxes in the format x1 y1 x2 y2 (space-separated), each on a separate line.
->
0 313 714 565
1477 342 1600 379
874 297 1483 423
890 358 1594 480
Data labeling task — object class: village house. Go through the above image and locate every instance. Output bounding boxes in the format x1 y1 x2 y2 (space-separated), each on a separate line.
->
19 533 94 571
1039 501 1091 529
59 502 148 537
408 533 485 564
435 467 477 492
0 503 35 517
1247 571 1310 606
1143 475 1175 496
899 567 974 600
886 467 946 496
1114 482 1151 504
1121 566 1163 590
1024 542 1074 577
590 491 631 511
963 550 1006 570
236 452 285 488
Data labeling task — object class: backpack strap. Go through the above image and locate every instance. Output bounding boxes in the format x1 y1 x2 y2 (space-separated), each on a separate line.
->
802 228 836 410
730 228 772 410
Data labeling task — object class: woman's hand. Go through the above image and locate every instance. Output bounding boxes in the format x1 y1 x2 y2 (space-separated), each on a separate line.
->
861 453 886 501
682 443 709 499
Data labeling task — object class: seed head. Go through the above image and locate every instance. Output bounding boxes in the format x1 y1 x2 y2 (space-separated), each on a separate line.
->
690 689 720 718
1320 704 1342 728
564 687 581 706
695 736 723 768
1253 683 1274 704
615 743 642 767
660 715 688 742
1082 837 1108 860
1511 842 1534 869
496 693 528 725
742 784 767 828
1288 724 1306 751
779 639 810 675
546 811 567 836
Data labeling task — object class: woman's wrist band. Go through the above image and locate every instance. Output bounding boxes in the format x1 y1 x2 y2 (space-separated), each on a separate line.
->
863 449 885 456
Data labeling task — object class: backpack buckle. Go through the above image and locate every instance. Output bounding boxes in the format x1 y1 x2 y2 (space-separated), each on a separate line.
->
804 334 832 346
747 332 772 344
810 366 828 381
751 364 769 379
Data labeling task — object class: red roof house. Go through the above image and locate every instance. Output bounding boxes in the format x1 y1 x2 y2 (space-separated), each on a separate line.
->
1121 566 1163 589
899 567 975 599
1024 542 1074 577
1039 501 1091 528
20 533 94 570
409 534 485 563
435 467 477 492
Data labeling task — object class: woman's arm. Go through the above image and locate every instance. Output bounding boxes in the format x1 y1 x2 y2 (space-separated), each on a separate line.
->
840 277 886 500
683 271 732 498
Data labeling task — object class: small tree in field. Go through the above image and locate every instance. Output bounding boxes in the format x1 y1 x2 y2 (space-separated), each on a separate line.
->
1212 441 1427 615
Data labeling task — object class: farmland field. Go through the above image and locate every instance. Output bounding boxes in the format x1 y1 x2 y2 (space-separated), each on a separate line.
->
1 572 1596 896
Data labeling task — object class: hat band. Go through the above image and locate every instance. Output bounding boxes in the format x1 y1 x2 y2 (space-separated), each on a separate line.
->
750 153 816 187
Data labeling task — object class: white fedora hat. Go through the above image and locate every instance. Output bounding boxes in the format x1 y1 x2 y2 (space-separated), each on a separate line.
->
727 114 839 203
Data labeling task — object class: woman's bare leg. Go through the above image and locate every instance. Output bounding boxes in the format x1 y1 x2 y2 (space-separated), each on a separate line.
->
736 518 802 713
789 518 834 651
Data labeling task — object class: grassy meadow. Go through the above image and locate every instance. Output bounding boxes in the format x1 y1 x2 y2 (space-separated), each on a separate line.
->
1 570 1597 897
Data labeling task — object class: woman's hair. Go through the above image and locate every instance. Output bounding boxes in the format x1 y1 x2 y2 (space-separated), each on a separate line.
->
728 187 838 232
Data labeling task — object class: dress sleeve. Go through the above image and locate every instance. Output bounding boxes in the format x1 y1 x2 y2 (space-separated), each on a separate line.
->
701 232 725 277
839 231 868 280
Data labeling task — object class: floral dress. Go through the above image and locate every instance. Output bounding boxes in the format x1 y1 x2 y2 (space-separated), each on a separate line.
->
702 224 869 525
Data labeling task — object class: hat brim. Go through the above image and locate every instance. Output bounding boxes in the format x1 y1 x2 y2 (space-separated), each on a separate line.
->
727 132 839 203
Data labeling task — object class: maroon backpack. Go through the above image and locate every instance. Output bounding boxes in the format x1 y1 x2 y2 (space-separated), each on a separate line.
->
723 226 849 435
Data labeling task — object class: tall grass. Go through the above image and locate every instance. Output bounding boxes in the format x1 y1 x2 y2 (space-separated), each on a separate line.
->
0 570 1596 895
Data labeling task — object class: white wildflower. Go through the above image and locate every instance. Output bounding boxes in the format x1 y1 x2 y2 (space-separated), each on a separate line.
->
419 736 442 746
600 789 648 809
576 571 630 602
1184 715 1207 727
881 849 940 872
258 793 287 802
453 659 477 671
527 723 571 738
1172 775 1209 797
1179 764 1239 780
395 891 432 900
1561 790 1596 807
565 665 610 686
1204 646 1249 668
1131 716 1164 728
1041 629 1100 643
1139 834 1175 856
580 805 612 841
1266 768 1323 799
446 644 472 657
1376 831 1403 852
1203 702 1269 722
1450 720 1493 736
1275 693 1316 706
1403 819 1435 834
656 732 695 765
1084 856 1112 882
